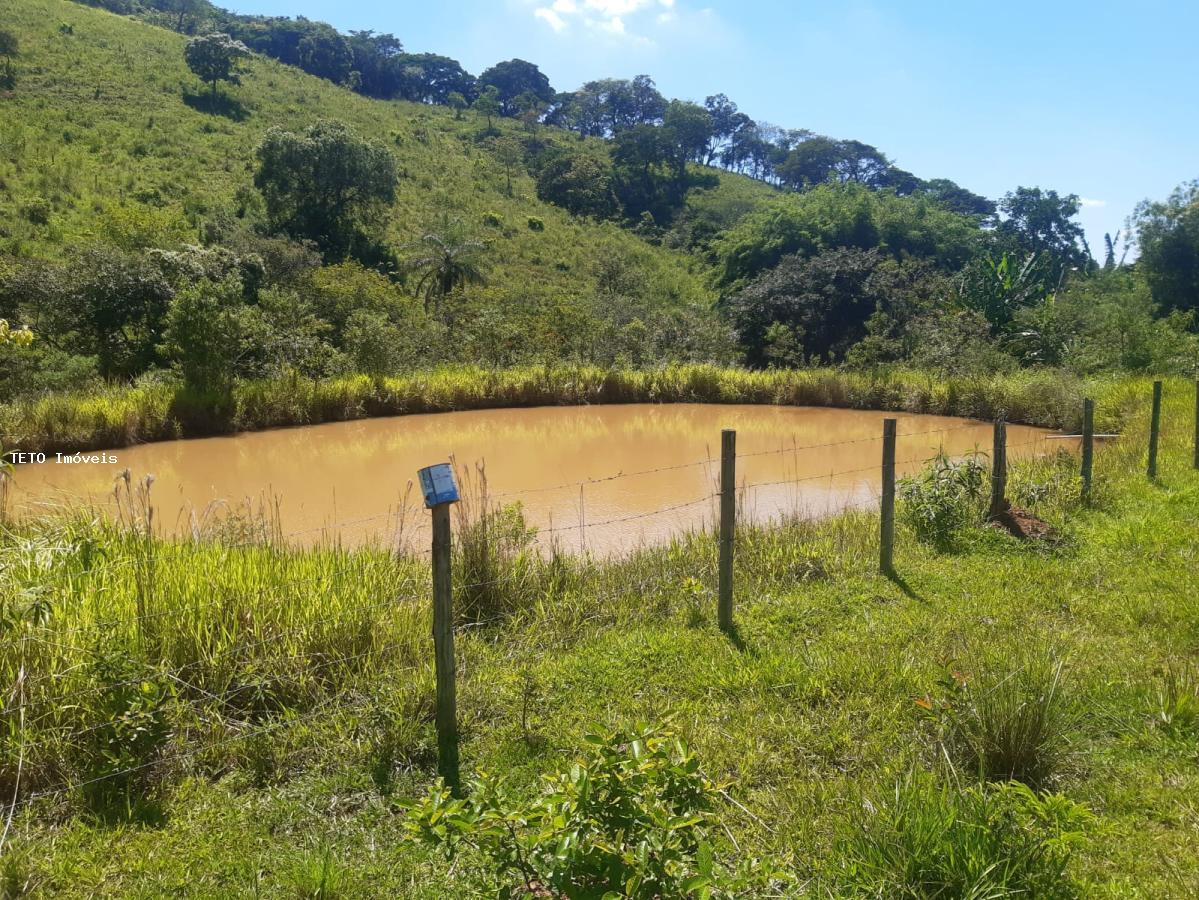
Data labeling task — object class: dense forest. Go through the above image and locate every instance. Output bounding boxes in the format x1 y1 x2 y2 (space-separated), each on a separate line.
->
0 0 1196 410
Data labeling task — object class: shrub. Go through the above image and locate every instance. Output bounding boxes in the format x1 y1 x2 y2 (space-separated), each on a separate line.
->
406 725 777 897
160 276 246 391
526 215 545 231
898 451 987 549
1156 662 1199 738
453 465 539 625
78 649 175 811
481 211 503 228
836 774 1090 898
921 647 1071 787
20 198 51 226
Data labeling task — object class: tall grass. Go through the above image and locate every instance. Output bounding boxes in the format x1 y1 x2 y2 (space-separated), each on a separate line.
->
1 365 1140 455
929 645 1073 788
836 774 1091 897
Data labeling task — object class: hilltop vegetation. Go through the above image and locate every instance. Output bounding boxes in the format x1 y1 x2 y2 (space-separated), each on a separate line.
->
0 0 750 398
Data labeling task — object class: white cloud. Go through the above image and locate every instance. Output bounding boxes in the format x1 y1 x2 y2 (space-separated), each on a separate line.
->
1080 197 1107 208
532 0 680 40
534 7 568 31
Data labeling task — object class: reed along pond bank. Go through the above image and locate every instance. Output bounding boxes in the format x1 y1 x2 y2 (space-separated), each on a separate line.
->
0 364 1144 455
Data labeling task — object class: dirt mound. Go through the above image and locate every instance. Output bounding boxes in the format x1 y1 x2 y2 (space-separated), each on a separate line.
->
988 501 1061 543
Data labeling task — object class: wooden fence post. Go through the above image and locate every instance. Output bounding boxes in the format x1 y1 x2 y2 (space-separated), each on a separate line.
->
1148 380 1162 481
989 418 1007 519
718 429 736 632
431 501 459 795
1081 399 1094 505
879 418 897 576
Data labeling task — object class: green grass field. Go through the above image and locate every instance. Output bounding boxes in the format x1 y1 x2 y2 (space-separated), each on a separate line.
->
0 377 1196 895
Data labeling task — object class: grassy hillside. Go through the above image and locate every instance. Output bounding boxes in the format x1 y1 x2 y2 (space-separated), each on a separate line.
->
0 0 772 307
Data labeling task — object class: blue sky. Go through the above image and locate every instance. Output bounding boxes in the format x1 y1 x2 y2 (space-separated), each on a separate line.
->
226 0 1198 254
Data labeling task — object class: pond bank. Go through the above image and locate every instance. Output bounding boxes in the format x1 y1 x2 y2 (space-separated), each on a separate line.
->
0 364 1138 455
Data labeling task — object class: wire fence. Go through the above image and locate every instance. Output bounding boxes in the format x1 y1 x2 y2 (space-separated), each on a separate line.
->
0 406 1122 815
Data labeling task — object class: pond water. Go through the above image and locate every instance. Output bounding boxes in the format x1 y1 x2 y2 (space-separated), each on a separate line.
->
13 405 1065 555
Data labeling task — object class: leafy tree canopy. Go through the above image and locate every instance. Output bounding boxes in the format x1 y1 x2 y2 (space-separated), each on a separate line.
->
478 58 553 116
184 32 249 97
714 182 982 287
725 247 947 366
1132 180 1199 314
997 187 1091 271
534 149 619 220
253 120 398 262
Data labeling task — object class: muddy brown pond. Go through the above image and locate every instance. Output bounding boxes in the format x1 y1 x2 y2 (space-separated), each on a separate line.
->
14 405 1067 555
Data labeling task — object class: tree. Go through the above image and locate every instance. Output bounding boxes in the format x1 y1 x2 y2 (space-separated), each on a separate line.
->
297 24 353 84
160 277 246 391
404 231 488 312
776 136 891 190
1132 181 1199 314
55 247 176 378
535 150 618 220
997 187 1091 271
703 93 753 165
254 121 398 261
393 53 476 104
0 30 18 91
956 252 1057 334
662 100 714 185
154 0 206 34
492 136 524 197
472 85 500 130
725 248 942 366
447 91 467 119
478 59 553 116
714 182 981 287
918 178 997 220
184 33 250 99
345 30 403 98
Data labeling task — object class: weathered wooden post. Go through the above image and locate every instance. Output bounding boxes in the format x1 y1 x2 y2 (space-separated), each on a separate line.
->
419 462 461 795
718 429 736 632
1081 399 1095 505
879 418 897 576
1193 380 1198 471
1148 380 1163 481
989 418 1007 519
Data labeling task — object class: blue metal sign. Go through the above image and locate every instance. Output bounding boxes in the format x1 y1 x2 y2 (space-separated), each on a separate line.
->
418 463 459 508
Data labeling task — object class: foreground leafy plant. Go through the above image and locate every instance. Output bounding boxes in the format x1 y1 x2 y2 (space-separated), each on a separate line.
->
837 774 1091 898
898 451 987 550
405 724 778 898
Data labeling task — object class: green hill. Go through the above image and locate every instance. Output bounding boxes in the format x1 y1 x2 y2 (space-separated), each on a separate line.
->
0 0 773 341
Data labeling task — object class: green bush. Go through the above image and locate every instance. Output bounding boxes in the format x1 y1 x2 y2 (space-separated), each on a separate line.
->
406 725 777 897
526 215 545 231
836 775 1090 897
898 451 987 549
